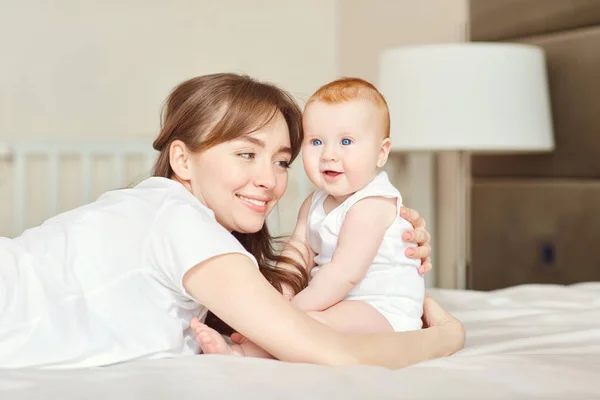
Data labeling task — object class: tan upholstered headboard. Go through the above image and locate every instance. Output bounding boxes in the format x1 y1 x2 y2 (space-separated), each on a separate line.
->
468 0 600 290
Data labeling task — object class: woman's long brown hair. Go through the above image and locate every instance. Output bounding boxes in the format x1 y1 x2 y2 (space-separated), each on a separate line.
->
152 73 309 334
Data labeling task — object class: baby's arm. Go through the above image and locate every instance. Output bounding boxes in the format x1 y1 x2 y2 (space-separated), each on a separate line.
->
291 196 397 312
276 193 316 299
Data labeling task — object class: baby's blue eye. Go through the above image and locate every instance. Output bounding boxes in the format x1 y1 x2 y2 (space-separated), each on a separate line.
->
311 139 323 146
341 138 352 146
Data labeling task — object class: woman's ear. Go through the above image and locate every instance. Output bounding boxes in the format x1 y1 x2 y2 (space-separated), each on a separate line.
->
169 140 193 181
376 138 392 168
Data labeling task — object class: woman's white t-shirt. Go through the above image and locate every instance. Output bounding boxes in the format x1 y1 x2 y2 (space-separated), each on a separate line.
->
0 177 257 368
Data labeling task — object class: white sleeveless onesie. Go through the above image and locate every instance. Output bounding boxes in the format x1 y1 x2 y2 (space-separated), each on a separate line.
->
307 171 424 332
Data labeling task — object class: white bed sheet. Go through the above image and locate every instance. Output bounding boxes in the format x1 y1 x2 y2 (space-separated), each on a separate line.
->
1 283 599 399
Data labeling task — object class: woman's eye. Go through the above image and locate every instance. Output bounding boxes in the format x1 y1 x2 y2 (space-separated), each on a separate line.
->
239 153 255 160
275 160 291 169
311 139 323 146
341 138 352 146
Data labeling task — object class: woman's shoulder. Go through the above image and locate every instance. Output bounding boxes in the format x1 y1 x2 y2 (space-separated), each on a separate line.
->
143 178 255 288
133 177 217 221
136 178 254 263
154 197 221 237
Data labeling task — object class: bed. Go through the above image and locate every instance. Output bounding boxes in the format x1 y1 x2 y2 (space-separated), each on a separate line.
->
1 282 599 399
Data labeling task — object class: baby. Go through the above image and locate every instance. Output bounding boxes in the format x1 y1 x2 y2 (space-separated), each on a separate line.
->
192 77 425 356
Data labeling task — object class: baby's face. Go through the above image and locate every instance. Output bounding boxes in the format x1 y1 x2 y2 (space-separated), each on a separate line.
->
301 99 390 201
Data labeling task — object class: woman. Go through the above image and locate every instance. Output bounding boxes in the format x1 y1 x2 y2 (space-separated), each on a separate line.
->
0 73 464 369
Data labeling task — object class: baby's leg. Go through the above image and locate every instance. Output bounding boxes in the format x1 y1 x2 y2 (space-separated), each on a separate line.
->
308 300 394 333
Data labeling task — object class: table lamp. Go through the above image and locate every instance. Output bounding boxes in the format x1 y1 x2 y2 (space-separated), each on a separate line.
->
378 43 554 289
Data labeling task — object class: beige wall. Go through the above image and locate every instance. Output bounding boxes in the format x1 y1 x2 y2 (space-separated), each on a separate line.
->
337 0 467 201
338 0 467 83
0 0 337 140
1 0 470 279
0 0 337 237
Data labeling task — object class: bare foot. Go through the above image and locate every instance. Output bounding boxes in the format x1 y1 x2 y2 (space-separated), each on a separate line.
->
422 296 466 354
230 332 247 345
190 317 238 356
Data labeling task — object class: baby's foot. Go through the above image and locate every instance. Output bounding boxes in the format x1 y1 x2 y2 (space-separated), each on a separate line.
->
190 317 236 356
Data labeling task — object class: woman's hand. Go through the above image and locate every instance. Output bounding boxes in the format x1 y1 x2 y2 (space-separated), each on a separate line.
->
400 206 432 276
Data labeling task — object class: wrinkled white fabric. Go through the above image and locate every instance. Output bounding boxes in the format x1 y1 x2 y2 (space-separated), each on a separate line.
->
2 283 598 399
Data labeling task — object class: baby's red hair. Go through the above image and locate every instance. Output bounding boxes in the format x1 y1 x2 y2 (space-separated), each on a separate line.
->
305 77 390 138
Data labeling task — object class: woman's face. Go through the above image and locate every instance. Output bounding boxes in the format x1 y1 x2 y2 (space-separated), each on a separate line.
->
188 112 292 233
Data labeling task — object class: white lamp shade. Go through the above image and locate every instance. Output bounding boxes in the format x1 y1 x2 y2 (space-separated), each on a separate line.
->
378 43 555 152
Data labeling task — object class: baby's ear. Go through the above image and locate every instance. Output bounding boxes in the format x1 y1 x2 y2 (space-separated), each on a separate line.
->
169 140 193 181
377 138 391 168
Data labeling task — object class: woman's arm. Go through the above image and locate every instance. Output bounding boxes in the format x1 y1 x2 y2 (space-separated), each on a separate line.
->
182 253 465 368
291 196 396 311
184 253 350 365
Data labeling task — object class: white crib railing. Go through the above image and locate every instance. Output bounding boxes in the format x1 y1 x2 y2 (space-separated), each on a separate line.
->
0 140 157 236
0 139 313 238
